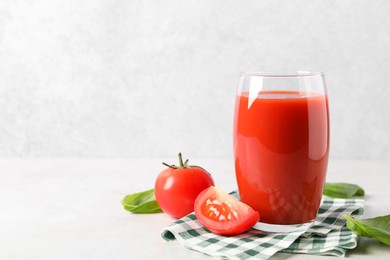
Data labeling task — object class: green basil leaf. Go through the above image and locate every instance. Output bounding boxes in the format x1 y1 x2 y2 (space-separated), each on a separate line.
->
121 189 163 214
343 214 390 246
323 183 365 198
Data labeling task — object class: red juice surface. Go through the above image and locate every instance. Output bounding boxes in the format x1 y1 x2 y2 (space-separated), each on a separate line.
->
233 91 329 224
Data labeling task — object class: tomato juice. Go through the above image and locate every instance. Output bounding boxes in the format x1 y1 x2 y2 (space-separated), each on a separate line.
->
233 91 329 225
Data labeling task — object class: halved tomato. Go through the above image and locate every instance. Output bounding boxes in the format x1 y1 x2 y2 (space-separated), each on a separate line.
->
194 186 259 235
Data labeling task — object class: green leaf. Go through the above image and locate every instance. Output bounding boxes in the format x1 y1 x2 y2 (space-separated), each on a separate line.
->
121 189 163 214
323 183 365 198
343 214 390 246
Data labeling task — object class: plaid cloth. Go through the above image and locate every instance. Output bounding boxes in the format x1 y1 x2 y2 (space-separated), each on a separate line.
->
161 193 364 260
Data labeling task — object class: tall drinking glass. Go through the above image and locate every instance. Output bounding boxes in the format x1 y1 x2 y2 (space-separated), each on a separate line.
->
233 71 329 232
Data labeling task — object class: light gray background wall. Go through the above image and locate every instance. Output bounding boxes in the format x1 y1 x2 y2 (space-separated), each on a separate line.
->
0 0 389 159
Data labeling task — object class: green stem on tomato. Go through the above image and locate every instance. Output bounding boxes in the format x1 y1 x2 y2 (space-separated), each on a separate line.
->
162 162 175 168
184 159 189 167
178 152 184 168
162 153 189 169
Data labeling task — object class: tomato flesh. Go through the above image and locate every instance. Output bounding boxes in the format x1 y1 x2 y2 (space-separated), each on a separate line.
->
194 186 260 235
200 195 239 222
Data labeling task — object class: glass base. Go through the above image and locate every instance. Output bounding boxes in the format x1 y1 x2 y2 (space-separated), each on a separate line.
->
253 220 314 233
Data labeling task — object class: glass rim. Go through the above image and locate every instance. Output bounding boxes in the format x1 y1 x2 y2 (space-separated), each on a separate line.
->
240 70 323 78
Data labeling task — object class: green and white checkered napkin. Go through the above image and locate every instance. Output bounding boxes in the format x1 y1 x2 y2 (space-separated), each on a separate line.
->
161 192 364 260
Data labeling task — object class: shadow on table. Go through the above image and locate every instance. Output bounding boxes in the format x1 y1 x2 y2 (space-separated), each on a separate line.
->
347 237 390 257
269 237 390 260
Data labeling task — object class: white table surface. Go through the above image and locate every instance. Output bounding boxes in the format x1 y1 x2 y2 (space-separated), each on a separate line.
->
1 158 389 260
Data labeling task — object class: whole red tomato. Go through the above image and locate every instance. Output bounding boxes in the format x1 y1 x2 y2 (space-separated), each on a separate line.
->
154 153 215 219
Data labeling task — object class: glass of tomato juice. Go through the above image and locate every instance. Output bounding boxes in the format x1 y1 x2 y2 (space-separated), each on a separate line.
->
233 71 329 232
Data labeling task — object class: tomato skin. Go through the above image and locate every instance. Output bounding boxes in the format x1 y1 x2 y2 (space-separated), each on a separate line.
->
155 166 215 219
194 186 259 235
